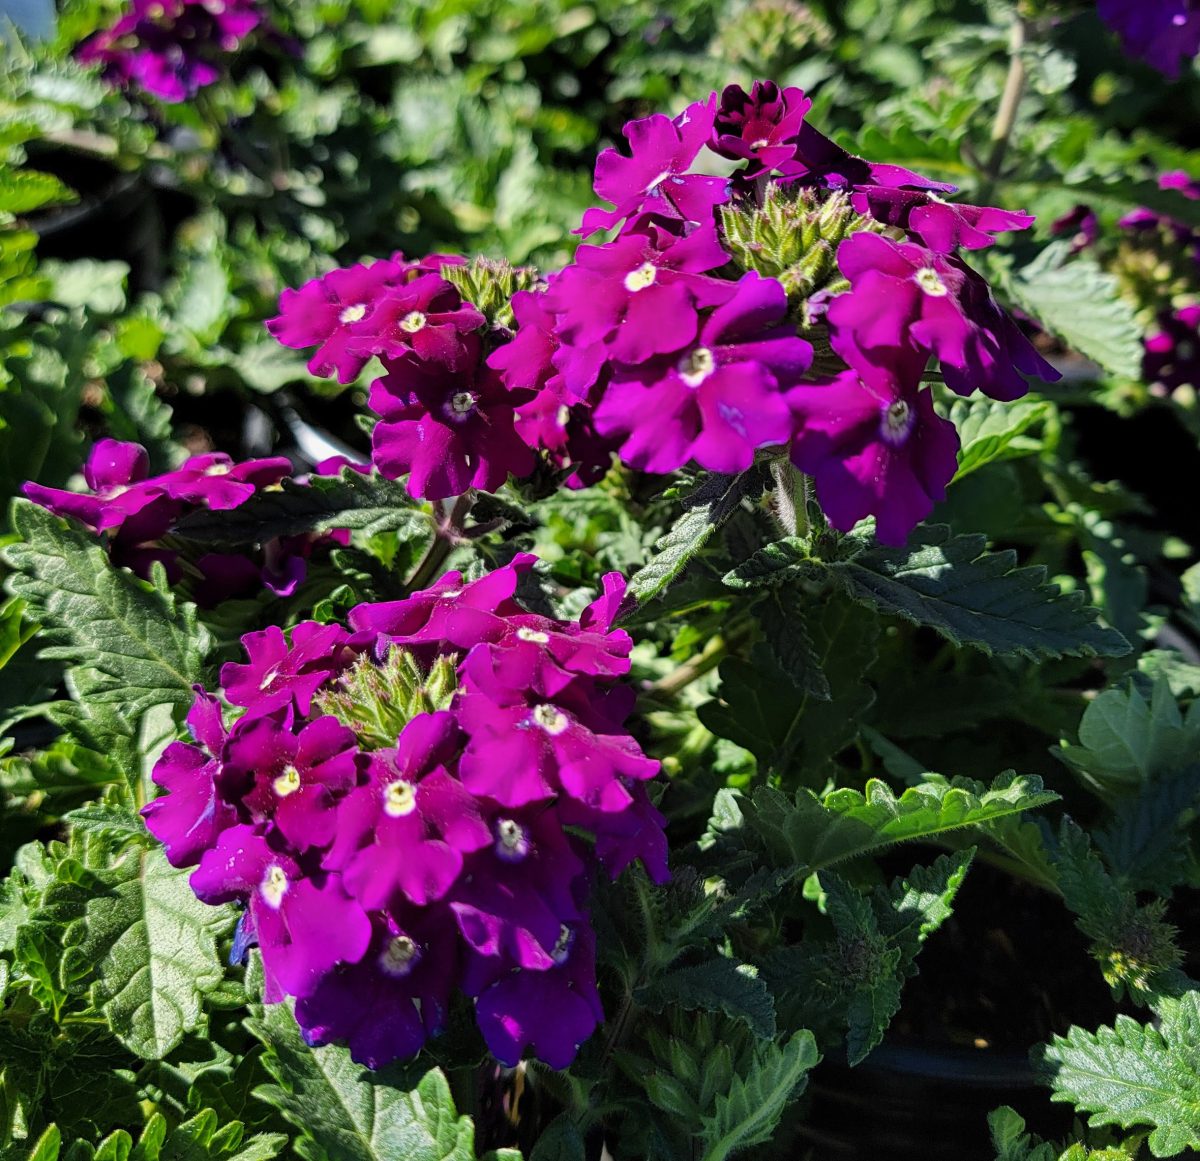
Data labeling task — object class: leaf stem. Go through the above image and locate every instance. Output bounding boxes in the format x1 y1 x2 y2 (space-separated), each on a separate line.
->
979 12 1028 200
405 493 474 593
651 634 728 697
770 459 808 540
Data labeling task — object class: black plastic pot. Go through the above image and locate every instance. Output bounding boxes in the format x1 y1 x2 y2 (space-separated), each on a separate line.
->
795 1041 1067 1159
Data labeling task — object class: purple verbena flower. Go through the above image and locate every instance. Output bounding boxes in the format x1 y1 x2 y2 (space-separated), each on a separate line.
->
220 622 350 719
190 825 372 1001
1050 204 1099 253
232 713 361 851
75 0 265 102
577 94 730 236
1097 0 1200 78
1144 303 1200 391
266 258 412 385
345 274 485 371
142 688 236 867
369 337 535 500
712 80 813 175
787 354 960 545
827 231 1059 402
592 271 813 473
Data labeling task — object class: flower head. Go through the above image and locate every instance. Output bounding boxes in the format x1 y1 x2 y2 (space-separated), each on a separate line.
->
712 80 813 175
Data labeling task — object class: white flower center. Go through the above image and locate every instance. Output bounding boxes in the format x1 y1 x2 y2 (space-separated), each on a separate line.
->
378 934 419 977
273 765 301 797
339 302 368 324
880 399 915 446
914 267 949 297
517 626 550 644
532 704 569 735
496 818 530 861
260 864 289 909
555 403 571 427
750 137 770 149
259 664 282 691
399 310 427 333
450 391 476 415
205 463 232 476
552 924 573 964
623 262 658 292
384 779 417 817
678 346 716 388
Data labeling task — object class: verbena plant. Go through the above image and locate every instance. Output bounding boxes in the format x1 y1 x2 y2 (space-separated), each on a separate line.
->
3 2 1200 1160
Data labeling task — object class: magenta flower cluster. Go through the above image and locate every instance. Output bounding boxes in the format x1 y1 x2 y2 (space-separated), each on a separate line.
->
22 438 340 604
141 555 668 1070
75 0 265 103
268 81 1058 545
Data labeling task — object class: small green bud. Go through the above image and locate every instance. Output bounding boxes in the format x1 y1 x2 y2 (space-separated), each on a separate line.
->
1092 898 1183 1001
720 187 900 315
712 0 832 77
442 257 543 330
313 649 458 750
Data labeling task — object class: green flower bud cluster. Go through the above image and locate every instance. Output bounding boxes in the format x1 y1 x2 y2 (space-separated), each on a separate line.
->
1091 898 1184 1002
443 256 543 330
719 187 901 325
712 0 832 78
313 648 457 750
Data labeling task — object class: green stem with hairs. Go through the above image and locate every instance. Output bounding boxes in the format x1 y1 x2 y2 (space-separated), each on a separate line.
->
978 11 1029 202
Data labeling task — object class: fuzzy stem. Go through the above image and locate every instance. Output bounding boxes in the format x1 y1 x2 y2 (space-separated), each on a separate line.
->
771 458 809 539
405 493 474 593
980 13 1028 199
651 634 727 697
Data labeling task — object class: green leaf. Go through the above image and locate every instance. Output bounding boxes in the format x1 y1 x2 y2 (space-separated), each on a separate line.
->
527 1115 586 1161
697 1030 819 1161
25 1125 62 1161
4 502 209 718
698 592 876 781
837 524 1130 660
1037 992 1200 1156
1093 766 1200 893
751 590 830 700
82 847 234 1060
722 537 814 590
173 470 427 544
249 1002 476 1161
1055 679 1200 797
0 168 76 214
949 397 1051 481
41 259 129 313
1006 242 1143 379
742 773 1057 876
638 958 777 1040
879 847 974 946
628 468 770 606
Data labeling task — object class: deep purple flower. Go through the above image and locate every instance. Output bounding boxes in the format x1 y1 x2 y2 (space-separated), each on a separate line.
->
850 187 1035 253
1050 204 1099 253
142 688 236 868
266 258 412 385
1144 303 1200 391
474 924 603 1069
827 231 1059 402
369 337 535 500
712 81 813 175
559 783 670 884
577 95 730 236
348 555 536 655
324 713 491 908
295 910 459 1068
75 0 265 102
1097 0 1200 78
190 826 372 1001
345 274 485 371
787 354 960 545
220 622 349 719
1160 170 1200 199
778 120 957 201
545 218 732 368
451 808 586 971
455 652 658 813
488 290 562 396
232 714 361 851
593 272 813 473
